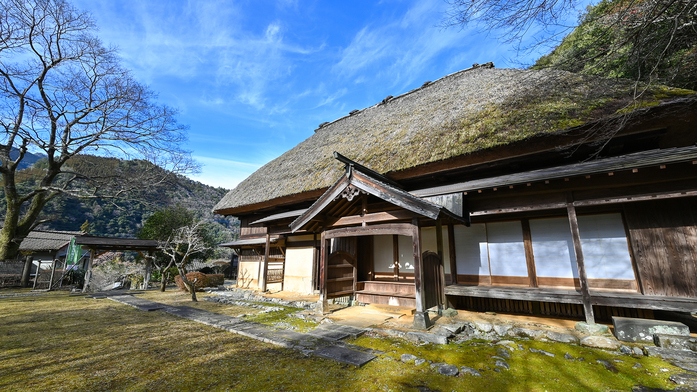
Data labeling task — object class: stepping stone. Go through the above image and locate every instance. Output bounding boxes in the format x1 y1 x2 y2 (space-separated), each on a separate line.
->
313 345 376 367
438 364 459 376
108 295 164 311
580 336 621 350
670 373 697 388
311 323 366 340
613 316 689 342
460 366 482 377
307 328 351 341
653 334 697 351
645 347 697 373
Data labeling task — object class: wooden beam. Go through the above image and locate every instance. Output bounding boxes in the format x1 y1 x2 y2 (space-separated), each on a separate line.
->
447 224 457 284
566 192 595 324
318 232 328 313
259 234 270 292
82 249 95 293
521 219 538 288
444 285 697 313
411 217 430 329
436 219 446 311
351 170 442 220
329 210 419 227
312 233 319 291
393 235 400 282
324 223 414 239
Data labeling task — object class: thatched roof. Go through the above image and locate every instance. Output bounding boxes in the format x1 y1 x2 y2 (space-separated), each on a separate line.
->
18 230 81 252
214 64 694 215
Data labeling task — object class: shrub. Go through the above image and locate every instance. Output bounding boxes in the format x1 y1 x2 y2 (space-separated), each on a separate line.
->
206 274 224 287
174 272 209 292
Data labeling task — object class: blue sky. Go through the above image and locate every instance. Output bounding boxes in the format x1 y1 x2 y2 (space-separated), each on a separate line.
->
71 0 585 189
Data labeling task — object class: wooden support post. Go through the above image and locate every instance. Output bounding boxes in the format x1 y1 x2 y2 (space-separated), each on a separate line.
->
361 194 368 227
412 218 430 329
312 233 319 292
521 219 538 288
259 234 270 292
435 219 446 314
392 235 400 282
142 252 153 290
21 255 33 288
318 232 329 314
47 259 57 291
32 260 40 290
566 193 595 325
82 249 95 293
447 224 457 285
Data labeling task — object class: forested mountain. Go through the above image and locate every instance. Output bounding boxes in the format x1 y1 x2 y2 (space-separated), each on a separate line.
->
0 154 239 244
533 0 696 90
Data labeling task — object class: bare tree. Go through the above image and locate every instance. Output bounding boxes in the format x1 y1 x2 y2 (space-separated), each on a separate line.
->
159 222 210 302
0 0 195 259
444 0 697 90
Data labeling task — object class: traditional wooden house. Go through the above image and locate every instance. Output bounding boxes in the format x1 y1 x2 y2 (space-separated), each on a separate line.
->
214 64 697 328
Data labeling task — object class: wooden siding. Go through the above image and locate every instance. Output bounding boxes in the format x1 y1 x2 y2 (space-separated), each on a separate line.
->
624 197 697 297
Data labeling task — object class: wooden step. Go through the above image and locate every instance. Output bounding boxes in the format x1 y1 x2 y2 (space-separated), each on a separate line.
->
355 289 415 299
360 281 415 295
355 291 416 308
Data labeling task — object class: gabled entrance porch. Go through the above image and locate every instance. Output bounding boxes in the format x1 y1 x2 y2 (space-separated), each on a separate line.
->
290 153 467 329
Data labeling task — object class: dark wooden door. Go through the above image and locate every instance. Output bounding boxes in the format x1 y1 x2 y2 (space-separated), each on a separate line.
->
326 251 356 298
421 251 444 310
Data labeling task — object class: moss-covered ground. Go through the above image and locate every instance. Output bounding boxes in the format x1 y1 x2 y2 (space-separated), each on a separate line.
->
0 289 684 391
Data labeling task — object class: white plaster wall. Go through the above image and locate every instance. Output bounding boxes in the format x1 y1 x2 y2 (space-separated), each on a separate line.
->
237 260 260 289
283 247 315 294
530 217 578 278
397 235 414 271
373 235 394 273
487 221 528 276
454 223 490 276
578 213 635 280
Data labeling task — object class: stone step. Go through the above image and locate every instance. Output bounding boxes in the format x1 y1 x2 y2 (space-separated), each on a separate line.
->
612 316 690 342
654 334 697 351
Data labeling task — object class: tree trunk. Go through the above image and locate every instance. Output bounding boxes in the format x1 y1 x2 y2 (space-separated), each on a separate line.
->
160 271 168 292
21 255 33 287
0 185 51 260
0 202 22 260
176 267 197 302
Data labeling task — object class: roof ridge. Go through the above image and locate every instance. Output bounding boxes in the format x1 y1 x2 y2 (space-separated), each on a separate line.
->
314 62 495 132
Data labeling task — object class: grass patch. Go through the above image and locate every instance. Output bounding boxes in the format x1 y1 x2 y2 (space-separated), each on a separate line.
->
241 301 319 332
0 291 683 391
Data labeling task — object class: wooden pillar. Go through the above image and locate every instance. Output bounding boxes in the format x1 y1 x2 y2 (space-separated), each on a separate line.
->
447 223 457 284
566 193 595 325
412 217 430 329
32 260 40 290
312 233 319 292
142 251 153 290
47 259 57 291
521 219 538 288
392 235 399 282
21 255 33 288
82 249 95 293
259 234 270 292
435 219 446 313
318 231 329 314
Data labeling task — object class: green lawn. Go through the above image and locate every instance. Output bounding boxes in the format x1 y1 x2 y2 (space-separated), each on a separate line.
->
0 290 683 391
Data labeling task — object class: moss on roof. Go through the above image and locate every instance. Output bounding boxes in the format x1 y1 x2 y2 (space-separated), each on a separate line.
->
214 66 695 214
